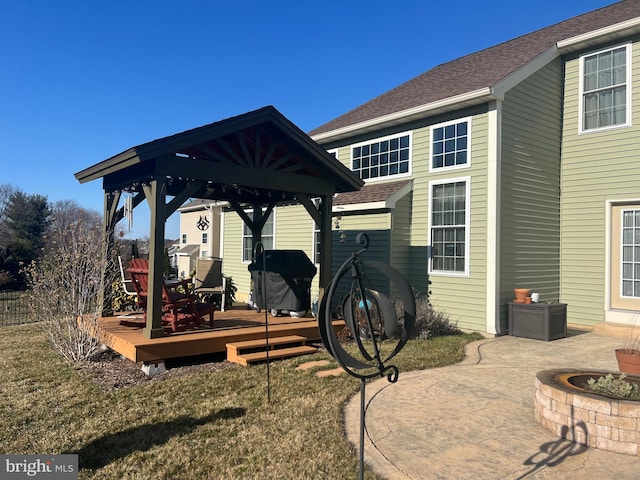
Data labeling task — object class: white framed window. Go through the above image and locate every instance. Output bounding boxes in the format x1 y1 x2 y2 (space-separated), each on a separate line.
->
430 118 471 171
181 234 187 244
579 44 631 133
351 132 411 181
201 250 208 258
428 177 470 276
202 232 208 244
242 209 275 262
327 148 339 159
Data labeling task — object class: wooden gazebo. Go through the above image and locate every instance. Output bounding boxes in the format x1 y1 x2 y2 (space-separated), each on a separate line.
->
75 106 363 339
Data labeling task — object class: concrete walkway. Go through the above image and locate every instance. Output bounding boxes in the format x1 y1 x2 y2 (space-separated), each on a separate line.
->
343 331 640 479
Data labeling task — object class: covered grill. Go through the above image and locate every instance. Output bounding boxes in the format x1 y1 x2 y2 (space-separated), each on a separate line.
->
248 250 317 316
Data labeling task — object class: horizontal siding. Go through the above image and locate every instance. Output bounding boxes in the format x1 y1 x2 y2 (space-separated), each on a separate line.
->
560 39 640 325
410 112 489 332
321 110 490 332
390 192 415 288
500 58 563 329
221 210 251 302
222 204 393 304
180 210 206 247
336 212 391 231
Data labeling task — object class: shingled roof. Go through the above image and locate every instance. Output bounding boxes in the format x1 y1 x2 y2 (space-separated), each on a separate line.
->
333 179 412 210
310 0 640 139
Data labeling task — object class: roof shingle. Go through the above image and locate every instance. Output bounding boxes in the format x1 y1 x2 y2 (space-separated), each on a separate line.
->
333 179 412 206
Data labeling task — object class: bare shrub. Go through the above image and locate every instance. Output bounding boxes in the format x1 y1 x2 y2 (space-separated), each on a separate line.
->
395 292 459 340
25 220 116 362
335 290 458 342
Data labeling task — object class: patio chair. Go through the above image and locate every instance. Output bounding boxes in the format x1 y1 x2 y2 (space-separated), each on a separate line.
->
127 261 216 332
193 258 226 311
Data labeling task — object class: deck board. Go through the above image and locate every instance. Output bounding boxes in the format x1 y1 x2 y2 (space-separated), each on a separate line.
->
96 307 344 364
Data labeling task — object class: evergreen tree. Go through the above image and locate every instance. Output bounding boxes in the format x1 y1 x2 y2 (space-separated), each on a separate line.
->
3 191 50 285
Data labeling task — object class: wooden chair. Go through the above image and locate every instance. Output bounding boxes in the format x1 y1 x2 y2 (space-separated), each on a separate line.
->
117 256 138 297
127 259 216 332
194 258 226 311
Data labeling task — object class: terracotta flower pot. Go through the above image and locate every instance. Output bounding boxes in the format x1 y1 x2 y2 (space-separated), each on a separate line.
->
615 348 640 375
514 288 531 304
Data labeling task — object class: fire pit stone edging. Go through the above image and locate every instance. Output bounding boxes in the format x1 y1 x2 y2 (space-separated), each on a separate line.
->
534 368 640 456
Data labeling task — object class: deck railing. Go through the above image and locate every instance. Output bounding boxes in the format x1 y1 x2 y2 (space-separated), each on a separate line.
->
0 290 36 326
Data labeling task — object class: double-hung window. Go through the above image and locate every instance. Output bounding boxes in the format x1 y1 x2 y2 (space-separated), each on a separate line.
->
429 179 469 275
430 118 470 171
351 132 411 180
242 210 274 262
581 44 630 132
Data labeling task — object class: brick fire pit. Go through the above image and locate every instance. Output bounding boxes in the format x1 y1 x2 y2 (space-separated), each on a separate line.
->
535 368 640 456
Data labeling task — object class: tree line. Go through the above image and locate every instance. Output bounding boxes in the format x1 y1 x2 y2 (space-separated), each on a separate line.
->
0 184 101 290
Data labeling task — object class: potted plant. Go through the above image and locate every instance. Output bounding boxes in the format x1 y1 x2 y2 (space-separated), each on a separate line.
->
615 324 640 375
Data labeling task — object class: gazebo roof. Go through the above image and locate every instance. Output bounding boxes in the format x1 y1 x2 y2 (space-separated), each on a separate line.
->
75 105 363 206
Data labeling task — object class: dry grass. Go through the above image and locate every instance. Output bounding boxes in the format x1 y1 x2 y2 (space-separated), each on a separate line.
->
0 323 481 479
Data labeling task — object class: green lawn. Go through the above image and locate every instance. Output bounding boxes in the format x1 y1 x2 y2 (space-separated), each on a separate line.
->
0 323 481 479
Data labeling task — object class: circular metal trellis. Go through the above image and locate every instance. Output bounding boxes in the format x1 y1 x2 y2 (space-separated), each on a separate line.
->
319 233 416 381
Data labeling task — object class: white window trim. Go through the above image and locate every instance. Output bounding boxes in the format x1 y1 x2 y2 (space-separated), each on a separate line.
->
350 130 413 183
578 42 632 135
429 117 472 173
428 176 471 277
241 208 276 264
327 148 339 160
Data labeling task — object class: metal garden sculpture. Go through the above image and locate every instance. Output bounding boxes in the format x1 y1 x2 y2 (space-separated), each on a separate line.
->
318 233 416 480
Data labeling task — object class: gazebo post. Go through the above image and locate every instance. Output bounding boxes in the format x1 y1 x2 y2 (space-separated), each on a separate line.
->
143 178 168 339
318 194 333 301
102 190 121 317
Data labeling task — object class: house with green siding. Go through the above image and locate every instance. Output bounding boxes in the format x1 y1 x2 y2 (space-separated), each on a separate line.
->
203 0 640 334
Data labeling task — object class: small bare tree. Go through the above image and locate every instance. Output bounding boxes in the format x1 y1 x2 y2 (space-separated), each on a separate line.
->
25 207 116 362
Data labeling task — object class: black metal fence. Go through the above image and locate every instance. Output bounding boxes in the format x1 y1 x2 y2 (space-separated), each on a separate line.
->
0 290 36 326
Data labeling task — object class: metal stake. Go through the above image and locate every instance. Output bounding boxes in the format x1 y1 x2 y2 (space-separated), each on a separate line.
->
359 377 366 480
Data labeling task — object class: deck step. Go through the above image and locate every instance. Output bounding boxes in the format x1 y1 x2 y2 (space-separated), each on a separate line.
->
226 335 316 366
231 345 318 366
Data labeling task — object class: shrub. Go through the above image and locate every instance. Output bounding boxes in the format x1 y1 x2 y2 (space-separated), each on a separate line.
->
402 292 459 340
24 221 116 362
585 373 640 399
111 278 138 312
337 290 459 342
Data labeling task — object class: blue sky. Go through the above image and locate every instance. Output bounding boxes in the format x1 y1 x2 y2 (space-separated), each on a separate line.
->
0 0 613 239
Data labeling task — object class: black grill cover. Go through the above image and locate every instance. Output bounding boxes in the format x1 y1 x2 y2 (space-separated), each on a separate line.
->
248 250 317 312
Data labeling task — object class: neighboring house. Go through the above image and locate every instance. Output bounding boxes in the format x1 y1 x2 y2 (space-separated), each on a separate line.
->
214 0 640 334
177 200 222 278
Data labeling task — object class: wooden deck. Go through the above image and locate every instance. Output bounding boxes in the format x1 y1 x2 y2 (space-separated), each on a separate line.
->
97 306 343 364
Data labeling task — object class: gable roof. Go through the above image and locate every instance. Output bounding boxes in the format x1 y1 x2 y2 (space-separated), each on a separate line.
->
75 106 363 208
310 0 640 142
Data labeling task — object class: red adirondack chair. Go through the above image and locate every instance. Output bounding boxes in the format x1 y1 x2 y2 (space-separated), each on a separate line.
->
127 258 216 332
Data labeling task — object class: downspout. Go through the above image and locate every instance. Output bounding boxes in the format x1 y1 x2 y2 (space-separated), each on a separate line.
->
486 100 502 335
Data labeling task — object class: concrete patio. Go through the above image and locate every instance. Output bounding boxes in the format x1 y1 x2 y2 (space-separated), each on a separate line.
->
344 329 640 479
